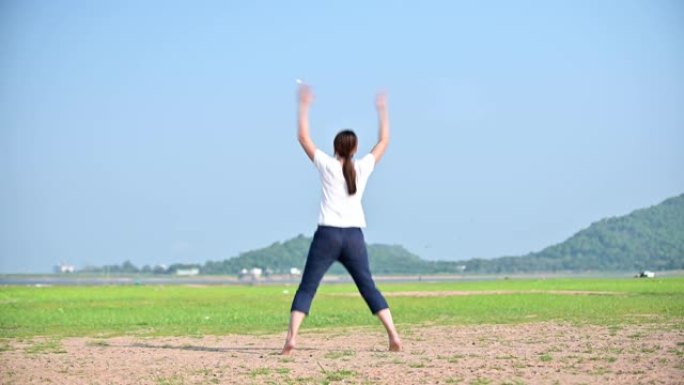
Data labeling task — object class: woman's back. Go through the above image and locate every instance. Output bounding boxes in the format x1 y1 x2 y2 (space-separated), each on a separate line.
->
313 149 376 228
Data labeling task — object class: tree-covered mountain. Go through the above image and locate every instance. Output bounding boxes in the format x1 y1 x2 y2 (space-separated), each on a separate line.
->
464 193 684 273
202 193 684 275
83 193 684 275
200 235 439 275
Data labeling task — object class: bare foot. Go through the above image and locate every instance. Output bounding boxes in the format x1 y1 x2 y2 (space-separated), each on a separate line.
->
281 339 296 355
389 336 402 352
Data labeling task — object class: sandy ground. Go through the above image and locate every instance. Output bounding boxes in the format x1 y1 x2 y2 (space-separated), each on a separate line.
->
1 323 683 385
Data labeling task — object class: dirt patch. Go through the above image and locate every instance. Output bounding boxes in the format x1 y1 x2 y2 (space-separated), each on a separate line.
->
1 323 682 385
331 290 626 298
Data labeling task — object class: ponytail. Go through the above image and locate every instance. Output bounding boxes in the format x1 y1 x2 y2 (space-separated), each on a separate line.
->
334 130 359 196
342 156 357 195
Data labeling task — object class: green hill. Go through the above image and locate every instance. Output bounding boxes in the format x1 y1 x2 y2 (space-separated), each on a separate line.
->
88 193 684 275
203 193 684 275
201 235 435 275
464 193 684 273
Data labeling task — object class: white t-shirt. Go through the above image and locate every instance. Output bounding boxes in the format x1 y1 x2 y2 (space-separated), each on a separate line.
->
313 149 376 228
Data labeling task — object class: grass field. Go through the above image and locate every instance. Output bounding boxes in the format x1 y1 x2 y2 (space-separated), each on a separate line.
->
1 277 683 338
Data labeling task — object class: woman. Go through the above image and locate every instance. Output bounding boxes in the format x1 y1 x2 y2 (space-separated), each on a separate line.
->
281 84 402 355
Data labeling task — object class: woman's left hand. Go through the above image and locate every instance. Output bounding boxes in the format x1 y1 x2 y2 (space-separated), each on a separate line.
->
299 84 314 107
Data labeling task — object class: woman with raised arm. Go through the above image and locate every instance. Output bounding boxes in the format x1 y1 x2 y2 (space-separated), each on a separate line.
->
281 84 402 355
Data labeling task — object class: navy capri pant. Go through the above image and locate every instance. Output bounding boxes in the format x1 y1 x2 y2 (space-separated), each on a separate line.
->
290 226 389 315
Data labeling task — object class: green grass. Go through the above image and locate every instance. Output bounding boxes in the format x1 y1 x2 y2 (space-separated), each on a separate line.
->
248 367 272 377
321 369 356 384
0 277 682 338
539 353 553 362
24 338 66 354
155 375 185 385
469 378 493 385
86 339 110 347
0 339 12 352
323 350 356 359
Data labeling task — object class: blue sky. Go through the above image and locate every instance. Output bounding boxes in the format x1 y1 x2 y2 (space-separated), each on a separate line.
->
1 0 683 273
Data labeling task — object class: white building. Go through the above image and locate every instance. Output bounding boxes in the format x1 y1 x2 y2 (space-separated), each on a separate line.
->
239 267 263 280
55 263 75 273
176 268 200 276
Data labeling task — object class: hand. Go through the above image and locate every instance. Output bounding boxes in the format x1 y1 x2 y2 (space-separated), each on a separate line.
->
371 90 390 163
298 84 313 107
375 91 387 111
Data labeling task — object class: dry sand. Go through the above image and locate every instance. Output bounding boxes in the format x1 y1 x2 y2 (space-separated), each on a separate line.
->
2 323 683 385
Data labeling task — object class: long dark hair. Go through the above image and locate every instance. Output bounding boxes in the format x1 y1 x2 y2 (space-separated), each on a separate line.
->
334 130 358 195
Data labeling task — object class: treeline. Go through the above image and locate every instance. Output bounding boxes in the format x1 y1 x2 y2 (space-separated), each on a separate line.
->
78 235 461 276
80 261 201 275
75 236 417 275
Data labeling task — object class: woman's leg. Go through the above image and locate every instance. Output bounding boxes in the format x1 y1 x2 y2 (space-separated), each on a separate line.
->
376 309 402 352
282 227 340 355
338 228 402 352
282 310 306 355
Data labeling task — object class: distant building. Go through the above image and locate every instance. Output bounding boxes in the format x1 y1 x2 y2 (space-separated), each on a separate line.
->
289 267 302 276
176 268 199 276
239 267 263 280
638 270 655 278
54 263 75 273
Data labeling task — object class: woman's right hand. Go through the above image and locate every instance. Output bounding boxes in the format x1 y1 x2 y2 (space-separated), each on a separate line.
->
371 91 390 163
375 91 387 111
298 84 314 108
297 84 316 161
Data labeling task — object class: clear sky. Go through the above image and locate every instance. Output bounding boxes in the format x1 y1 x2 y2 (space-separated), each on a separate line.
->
1 0 683 273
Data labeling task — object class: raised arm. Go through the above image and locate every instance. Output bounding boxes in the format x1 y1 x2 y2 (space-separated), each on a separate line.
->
297 84 317 161
370 92 390 163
